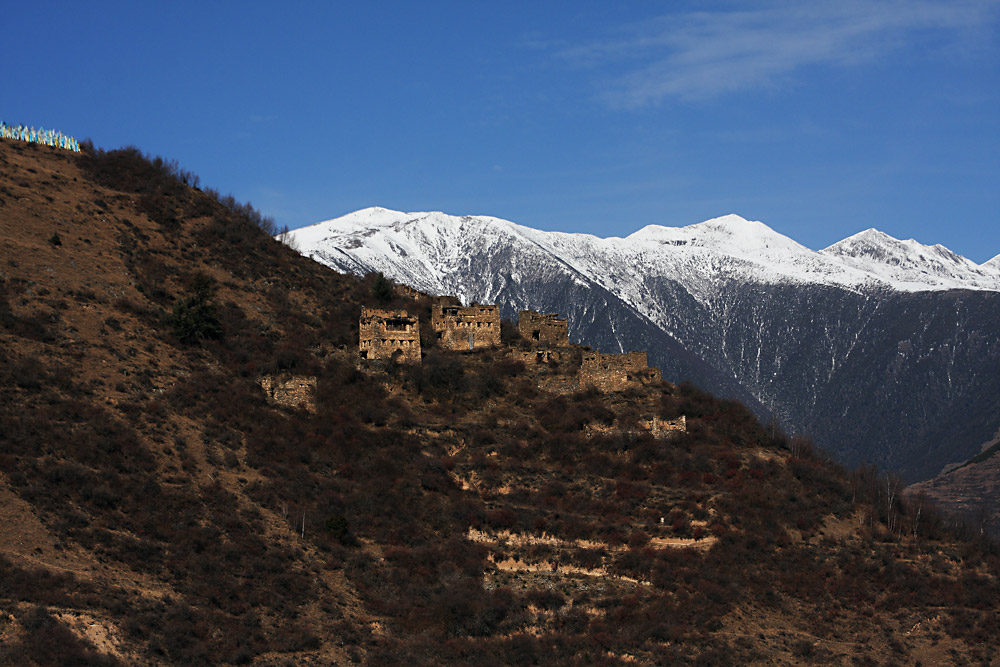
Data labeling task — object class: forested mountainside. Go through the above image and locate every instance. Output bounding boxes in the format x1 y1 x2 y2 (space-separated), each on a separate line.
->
2 139 999 665
289 209 1000 482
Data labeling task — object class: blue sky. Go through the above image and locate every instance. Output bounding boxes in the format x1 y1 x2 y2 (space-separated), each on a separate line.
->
4 1 999 261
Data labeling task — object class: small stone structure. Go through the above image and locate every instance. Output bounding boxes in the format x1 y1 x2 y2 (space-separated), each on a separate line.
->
359 307 421 363
518 310 569 347
641 415 687 435
581 351 661 392
396 284 423 301
260 375 317 412
431 302 501 351
585 415 686 439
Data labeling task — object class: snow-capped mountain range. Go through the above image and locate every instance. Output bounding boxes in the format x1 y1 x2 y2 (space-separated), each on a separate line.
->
289 207 1000 302
287 208 1000 482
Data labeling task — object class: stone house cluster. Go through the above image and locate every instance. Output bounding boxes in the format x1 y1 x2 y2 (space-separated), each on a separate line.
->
357 299 662 395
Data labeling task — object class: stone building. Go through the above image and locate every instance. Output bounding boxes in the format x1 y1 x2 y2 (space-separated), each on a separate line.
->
518 310 569 347
581 350 661 392
260 375 317 412
431 302 501 351
359 307 421 363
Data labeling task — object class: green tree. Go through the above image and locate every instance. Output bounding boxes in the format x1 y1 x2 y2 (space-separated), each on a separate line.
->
170 273 223 344
372 272 394 304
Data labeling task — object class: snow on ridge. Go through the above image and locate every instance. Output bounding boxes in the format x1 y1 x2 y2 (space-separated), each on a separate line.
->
288 207 1000 295
819 227 998 291
629 214 812 261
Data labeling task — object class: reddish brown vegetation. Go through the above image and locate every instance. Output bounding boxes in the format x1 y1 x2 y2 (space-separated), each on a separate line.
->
1 139 998 665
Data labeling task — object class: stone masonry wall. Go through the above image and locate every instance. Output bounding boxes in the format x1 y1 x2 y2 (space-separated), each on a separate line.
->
585 415 686 438
431 302 501 351
260 375 317 412
518 310 569 347
395 284 424 301
359 307 421 363
581 350 659 392
642 415 687 435
510 348 567 366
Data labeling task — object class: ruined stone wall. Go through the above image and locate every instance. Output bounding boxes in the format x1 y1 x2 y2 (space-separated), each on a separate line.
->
431 303 501 351
510 348 566 366
395 284 423 301
642 415 687 435
585 415 687 438
538 374 580 394
581 364 629 392
518 310 569 347
581 351 659 392
618 351 648 373
260 376 317 412
635 367 662 383
359 307 421 363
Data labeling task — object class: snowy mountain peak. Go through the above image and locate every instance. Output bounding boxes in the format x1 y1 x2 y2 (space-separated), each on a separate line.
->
823 228 954 263
688 214 808 253
338 206 412 226
629 214 807 255
819 228 995 290
690 213 770 234
823 229 904 262
826 227 892 248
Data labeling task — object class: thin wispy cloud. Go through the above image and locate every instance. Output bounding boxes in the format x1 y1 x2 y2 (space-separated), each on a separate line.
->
561 1 999 107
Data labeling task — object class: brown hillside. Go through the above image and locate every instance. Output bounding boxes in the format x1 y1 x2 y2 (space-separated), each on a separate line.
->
1 138 999 666
907 428 1000 537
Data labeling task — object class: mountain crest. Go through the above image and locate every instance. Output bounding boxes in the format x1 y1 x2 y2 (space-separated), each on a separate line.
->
820 227 996 288
297 208 1000 295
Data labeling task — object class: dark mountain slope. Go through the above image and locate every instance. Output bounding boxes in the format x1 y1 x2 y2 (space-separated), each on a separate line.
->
685 283 1000 481
1 139 999 665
